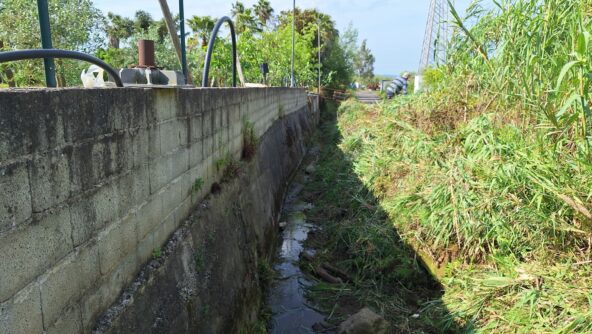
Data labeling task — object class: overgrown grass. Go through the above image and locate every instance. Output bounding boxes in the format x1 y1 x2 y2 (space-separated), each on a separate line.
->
304 2 592 332
329 1 592 330
302 102 460 333
337 98 592 332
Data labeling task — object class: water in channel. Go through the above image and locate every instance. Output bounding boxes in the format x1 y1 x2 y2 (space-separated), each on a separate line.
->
267 155 332 334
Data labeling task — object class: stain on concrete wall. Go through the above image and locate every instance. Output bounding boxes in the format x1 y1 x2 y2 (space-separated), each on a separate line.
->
0 87 315 334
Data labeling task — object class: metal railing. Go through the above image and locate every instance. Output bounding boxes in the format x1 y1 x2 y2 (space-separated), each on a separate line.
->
201 16 238 88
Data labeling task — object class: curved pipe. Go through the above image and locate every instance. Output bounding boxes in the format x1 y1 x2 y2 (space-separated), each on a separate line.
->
202 16 237 87
0 49 124 87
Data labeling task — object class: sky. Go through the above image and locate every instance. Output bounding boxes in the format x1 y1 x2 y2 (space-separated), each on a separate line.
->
94 0 473 75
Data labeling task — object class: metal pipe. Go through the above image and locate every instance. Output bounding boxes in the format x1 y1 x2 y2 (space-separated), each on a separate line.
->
291 0 295 87
36 0 57 87
137 40 156 68
202 16 237 88
0 49 124 87
179 0 188 84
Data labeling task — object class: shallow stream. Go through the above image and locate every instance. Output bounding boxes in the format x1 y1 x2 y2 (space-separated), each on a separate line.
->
267 155 333 333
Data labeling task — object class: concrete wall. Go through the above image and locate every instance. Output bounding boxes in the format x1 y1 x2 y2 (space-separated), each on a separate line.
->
0 87 313 334
95 99 319 333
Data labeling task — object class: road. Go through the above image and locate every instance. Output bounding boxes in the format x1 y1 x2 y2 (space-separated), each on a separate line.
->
355 90 380 104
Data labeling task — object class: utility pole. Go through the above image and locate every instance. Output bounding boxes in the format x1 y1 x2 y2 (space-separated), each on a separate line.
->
291 0 295 87
36 0 56 87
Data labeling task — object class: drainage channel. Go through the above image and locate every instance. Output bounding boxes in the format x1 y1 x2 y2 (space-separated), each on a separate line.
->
267 148 334 334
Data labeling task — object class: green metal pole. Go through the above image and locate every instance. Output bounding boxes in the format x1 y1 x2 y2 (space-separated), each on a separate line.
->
291 0 295 87
179 0 188 84
318 18 321 95
37 0 57 87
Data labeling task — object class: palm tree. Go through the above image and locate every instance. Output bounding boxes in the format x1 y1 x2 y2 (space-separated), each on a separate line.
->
134 10 154 33
106 12 134 49
253 0 274 28
231 1 245 18
187 15 216 48
231 1 259 34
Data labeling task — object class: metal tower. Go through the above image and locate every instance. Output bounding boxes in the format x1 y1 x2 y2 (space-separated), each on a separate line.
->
419 0 454 73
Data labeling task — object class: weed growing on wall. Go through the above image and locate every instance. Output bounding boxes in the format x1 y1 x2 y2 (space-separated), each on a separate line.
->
216 154 241 182
152 248 162 259
192 178 204 194
242 120 258 162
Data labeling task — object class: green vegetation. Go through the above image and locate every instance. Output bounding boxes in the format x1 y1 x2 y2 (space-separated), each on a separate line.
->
311 0 592 332
0 0 372 89
0 0 102 87
152 247 162 259
301 102 455 333
242 119 258 161
216 154 241 182
249 259 274 334
258 259 275 288
192 177 204 194
194 247 205 273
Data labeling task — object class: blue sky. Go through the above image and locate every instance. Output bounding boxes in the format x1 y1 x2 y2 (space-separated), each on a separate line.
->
94 0 473 75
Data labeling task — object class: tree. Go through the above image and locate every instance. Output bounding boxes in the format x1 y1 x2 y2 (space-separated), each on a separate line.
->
106 12 134 49
277 8 353 88
155 17 173 43
355 39 375 80
231 1 259 35
134 10 154 33
239 24 316 87
253 0 274 28
278 8 337 43
341 23 359 71
187 15 216 48
0 0 103 86
231 2 245 18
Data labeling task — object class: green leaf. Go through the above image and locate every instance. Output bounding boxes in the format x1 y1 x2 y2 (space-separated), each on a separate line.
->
556 93 581 119
555 60 581 92
576 31 590 58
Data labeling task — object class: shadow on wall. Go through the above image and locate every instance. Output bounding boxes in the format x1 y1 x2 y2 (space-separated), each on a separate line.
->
301 101 470 333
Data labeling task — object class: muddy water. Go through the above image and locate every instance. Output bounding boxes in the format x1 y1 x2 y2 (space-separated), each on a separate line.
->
267 161 330 333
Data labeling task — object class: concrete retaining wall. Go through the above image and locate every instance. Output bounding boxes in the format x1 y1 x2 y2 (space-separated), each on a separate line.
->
0 87 314 333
